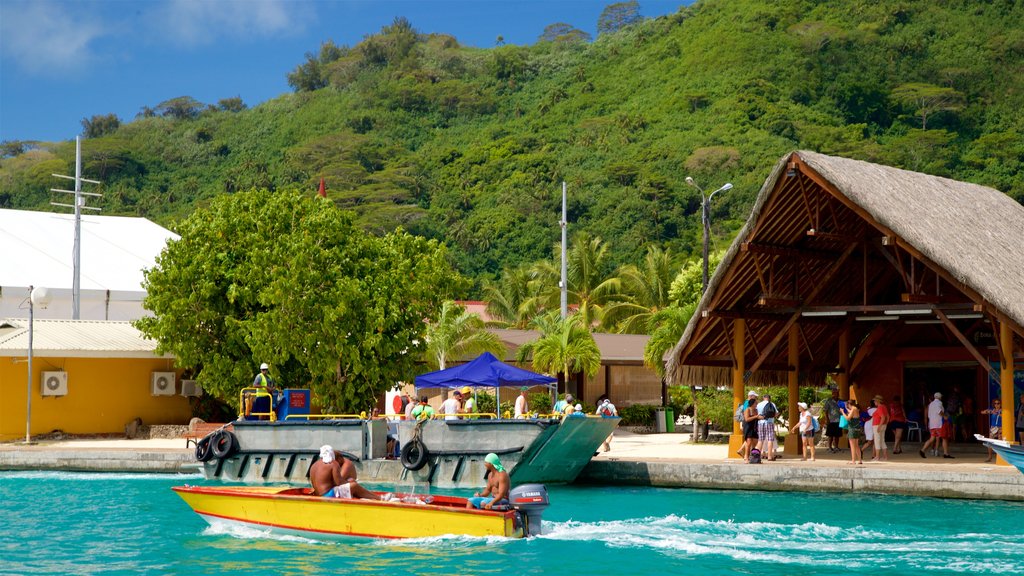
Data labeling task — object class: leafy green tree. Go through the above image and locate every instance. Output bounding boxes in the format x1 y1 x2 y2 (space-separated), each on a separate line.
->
136 189 461 413
516 311 601 389
598 1 642 35
216 97 247 112
155 96 204 120
539 23 591 44
80 113 121 138
288 41 346 91
890 83 964 130
0 140 27 158
602 245 678 333
669 250 724 308
424 300 505 370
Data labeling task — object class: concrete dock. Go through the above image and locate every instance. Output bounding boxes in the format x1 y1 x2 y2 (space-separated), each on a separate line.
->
2 431 1022 501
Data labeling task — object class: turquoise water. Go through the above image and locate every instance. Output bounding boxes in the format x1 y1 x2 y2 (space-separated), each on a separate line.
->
1 472 1022 576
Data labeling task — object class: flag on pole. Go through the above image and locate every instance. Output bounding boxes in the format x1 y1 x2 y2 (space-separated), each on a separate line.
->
317 177 327 198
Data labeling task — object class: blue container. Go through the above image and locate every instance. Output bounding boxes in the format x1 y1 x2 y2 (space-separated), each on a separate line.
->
276 389 311 420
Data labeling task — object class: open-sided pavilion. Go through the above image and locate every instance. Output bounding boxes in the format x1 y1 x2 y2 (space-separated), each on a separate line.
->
667 151 1024 459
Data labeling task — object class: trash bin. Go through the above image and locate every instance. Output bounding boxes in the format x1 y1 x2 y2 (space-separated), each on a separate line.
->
654 409 667 433
665 408 675 433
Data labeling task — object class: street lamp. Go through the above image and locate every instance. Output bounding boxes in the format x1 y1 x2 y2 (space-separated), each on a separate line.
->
686 177 733 292
25 286 52 444
684 177 732 443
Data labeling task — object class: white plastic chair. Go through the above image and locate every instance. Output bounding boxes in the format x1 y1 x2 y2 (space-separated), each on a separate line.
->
906 421 922 442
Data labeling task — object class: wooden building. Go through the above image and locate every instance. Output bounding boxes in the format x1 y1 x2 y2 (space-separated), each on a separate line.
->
667 151 1024 457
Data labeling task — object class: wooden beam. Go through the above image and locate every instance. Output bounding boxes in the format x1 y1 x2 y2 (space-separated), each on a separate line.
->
902 293 975 304
806 229 859 243
742 242 837 261
757 295 802 307
703 309 792 321
746 242 859 379
934 309 997 378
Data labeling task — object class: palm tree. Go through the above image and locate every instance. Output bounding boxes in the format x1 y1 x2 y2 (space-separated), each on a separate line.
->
525 232 619 327
482 264 541 328
643 304 697 378
516 311 601 393
602 245 678 334
424 300 506 370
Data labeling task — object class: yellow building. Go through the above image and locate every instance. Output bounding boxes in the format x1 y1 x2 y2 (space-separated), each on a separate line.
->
0 319 191 441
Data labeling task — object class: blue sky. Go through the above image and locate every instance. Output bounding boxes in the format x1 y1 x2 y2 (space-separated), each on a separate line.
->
0 0 684 144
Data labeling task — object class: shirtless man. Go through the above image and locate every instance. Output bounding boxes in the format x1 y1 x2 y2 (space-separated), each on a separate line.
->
310 445 382 500
466 453 510 510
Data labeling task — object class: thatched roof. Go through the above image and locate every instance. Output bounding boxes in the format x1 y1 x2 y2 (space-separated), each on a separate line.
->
667 150 1024 385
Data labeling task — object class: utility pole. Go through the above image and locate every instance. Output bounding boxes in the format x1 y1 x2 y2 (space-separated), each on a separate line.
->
560 181 567 320
51 136 102 319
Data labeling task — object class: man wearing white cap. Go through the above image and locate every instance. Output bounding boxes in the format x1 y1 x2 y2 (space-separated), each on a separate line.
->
920 392 953 459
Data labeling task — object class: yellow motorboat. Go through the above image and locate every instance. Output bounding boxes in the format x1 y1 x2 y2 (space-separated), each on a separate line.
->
172 484 549 540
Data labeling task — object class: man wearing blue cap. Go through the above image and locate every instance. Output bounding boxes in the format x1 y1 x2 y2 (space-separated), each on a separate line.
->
466 453 510 510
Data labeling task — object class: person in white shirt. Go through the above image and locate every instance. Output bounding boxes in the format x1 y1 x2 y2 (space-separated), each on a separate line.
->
789 402 816 461
920 392 953 459
514 387 529 419
440 390 463 421
597 397 618 453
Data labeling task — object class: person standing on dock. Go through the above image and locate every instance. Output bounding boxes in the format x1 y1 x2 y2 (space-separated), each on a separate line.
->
822 388 843 454
980 399 1003 463
467 453 510 510
245 362 278 419
461 387 478 419
920 392 953 459
756 393 779 461
515 387 529 419
412 396 435 420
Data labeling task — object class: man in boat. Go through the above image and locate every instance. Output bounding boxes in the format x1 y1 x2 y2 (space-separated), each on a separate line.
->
311 445 383 500
466 453 510 510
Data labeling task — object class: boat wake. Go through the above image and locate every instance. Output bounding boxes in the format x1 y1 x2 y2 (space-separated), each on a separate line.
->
534 514 1023 574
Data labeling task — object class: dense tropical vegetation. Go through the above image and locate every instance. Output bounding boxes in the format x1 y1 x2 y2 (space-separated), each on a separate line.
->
4 0 1023 409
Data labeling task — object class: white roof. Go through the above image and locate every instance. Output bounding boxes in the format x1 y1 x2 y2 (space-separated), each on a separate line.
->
0 318 172 358
0 209 178 293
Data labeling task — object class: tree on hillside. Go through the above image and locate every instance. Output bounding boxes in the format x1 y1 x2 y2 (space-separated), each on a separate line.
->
516 311 601 394
288 40 346 92
601 245 678 334
891 83 964 130
424 300 505 370
216 97 247 112
154 96 204 120
361 17 419 67
81 113 121 138
669 250 724 308
539 23 591 44
598 1 642 35
136 189 461 412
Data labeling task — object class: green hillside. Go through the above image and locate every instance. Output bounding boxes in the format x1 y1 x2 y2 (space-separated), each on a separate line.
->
2 0 1022 292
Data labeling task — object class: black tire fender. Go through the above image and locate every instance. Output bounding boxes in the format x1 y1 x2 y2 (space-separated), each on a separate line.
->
195 435 213 462
400 439 429 471
211 430 237 459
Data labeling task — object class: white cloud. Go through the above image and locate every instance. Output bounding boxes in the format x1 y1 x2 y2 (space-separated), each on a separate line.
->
153 0 306 46
0 0 106 75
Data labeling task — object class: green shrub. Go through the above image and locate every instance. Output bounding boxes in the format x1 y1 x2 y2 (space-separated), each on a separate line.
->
620 403 656 426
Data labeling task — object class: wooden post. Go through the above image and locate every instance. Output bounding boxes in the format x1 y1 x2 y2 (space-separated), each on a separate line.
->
837 328 850 449
999 321 1014 466
729 319 746 458
785 324 801 456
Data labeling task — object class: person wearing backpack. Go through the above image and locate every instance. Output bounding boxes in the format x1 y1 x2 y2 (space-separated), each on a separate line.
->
756 393 780 461
790 402 816 461
736 390 759 460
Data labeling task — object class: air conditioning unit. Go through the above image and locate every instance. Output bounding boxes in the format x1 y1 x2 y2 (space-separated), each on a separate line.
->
151 372 176 396
41 371 68 396
180 380 203 397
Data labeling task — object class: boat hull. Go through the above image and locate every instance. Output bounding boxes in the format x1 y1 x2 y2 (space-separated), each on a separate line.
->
173 485 522 539
976 435 1024 475
199 417 619 488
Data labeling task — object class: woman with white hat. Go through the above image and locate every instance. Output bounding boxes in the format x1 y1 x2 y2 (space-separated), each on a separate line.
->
790 402 816 461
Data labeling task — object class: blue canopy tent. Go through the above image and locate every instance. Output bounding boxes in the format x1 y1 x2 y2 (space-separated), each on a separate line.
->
415 352 556 389
414 352 556 417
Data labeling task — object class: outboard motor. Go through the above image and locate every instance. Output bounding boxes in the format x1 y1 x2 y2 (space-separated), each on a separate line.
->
509 483 549 537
